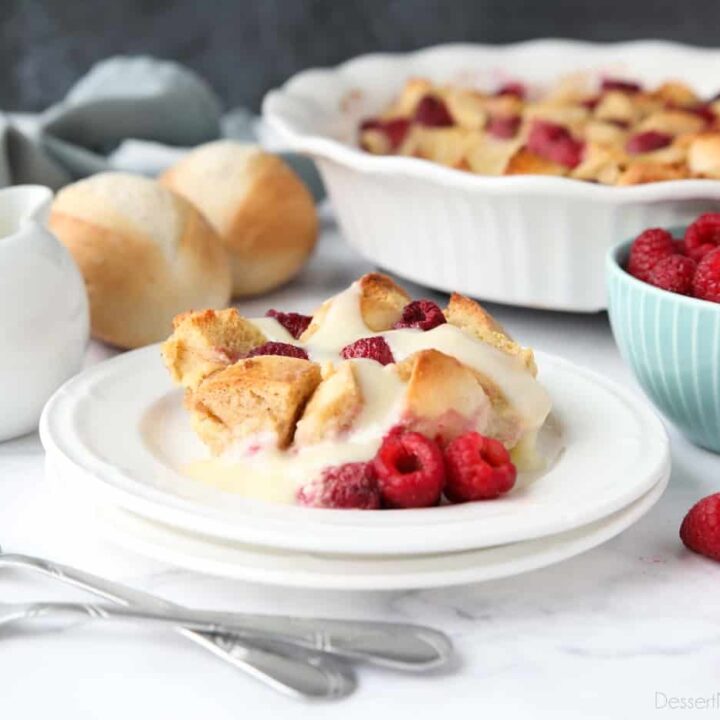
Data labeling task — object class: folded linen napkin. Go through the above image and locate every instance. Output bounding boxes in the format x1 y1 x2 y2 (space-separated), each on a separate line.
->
0 56 323 199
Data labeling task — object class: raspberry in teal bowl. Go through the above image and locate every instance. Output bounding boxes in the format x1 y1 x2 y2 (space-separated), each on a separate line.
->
607 233 720 454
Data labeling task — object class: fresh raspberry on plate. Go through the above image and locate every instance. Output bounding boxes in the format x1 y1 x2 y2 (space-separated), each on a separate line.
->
373 429 445 508
601 78 642 94
527 120 584 168
674 239 687 255
626 131 673 155
360 118 411 150
414 95 455 127
684 213 720 261
487 114 521 140
246 342 309 360
266 309 312 339
627 228 676 282
340 337 395 365
680 493 720 561
393 300 447 331
647 255 696 295
692 247 720 303
443 432 517 502
297 462 380 509
495 82 526 99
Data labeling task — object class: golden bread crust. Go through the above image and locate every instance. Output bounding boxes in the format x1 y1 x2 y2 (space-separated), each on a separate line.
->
301 272 410 341
50 174 232 349
688 134 720 178
617 161 689 186
161 308 266 391
161 141 318 297
443 293 537 375
295 362 363 445
357 273 411 331
397 349 490 441
504 147 567 176
188 356 321 454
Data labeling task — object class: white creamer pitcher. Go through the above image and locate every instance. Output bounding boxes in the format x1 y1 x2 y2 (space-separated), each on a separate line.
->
0 185 89 441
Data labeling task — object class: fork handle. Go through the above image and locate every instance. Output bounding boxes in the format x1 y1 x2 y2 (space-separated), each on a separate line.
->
0 554 353 700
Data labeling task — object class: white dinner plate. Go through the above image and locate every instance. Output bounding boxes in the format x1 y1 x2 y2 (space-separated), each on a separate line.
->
40 345 670 556
48 457 668 591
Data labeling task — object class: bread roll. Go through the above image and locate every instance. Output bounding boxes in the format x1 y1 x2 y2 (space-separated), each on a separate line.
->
49 172 232 349
160 141 318 297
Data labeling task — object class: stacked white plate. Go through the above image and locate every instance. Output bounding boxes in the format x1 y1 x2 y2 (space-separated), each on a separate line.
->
41 346 670 591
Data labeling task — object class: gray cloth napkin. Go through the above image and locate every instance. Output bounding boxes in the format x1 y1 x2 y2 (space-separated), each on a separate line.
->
0 56 323 200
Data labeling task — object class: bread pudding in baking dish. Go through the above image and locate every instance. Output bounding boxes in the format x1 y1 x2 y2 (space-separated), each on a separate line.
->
161 274 552 509
358 76 720 185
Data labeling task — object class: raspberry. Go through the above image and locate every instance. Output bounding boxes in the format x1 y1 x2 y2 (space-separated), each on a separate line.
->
414 95 455 127
601 78 642 94
496 82 526 99
684 213 720 261
487 114 521 139
340 337 395 365
692 247 720 303
627 228 676 282
360 117 411 150
680 493 720 562
393 300 447 331
246 342 309 360
626 131 672 155
527 120 584 168
443 432 517 502
373 429 445 508
297 462 380 509
266 309 311 339
647 255 696 295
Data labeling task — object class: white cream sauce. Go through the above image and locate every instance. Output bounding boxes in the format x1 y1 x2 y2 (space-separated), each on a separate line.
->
186 281 552 502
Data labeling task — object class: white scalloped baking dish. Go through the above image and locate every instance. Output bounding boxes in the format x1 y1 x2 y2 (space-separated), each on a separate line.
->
263 40 720 311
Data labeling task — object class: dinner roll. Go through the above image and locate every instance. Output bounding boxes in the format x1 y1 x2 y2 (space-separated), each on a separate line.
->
160 141 318 297
49 172 232 349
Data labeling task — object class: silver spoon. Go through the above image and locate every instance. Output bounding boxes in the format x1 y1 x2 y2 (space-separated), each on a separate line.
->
0 551 452 667
0 549 353 700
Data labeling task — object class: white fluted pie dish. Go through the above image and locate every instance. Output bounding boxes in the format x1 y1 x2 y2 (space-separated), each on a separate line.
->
262 40 720 311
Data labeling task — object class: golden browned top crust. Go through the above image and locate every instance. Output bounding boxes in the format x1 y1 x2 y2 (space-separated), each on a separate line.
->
397 349 490 441
50 172 232 349
301 272 411 340
504 147 566 176
160 141 318 297
443 293 536 376
295 361 363 445
616 161 689 186
188 355 321 453
359 76 720 186
161 308 266 391
688 134 720 178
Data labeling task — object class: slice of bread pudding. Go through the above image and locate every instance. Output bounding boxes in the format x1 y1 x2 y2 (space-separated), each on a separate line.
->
163 273 552 503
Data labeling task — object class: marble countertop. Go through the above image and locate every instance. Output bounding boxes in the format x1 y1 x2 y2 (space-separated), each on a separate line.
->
1 216 718 719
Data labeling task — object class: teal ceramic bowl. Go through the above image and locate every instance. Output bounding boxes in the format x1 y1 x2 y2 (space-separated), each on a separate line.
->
607 234 720 453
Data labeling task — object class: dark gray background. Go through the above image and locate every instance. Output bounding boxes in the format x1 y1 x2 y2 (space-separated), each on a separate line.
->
2 0 719 112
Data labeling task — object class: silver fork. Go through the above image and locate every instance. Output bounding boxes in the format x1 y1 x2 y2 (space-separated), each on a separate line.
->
0 552 452 675
0 549 353 700
0 599 450 670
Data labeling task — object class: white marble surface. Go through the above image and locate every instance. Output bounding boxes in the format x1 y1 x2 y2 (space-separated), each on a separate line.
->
1 216 719 719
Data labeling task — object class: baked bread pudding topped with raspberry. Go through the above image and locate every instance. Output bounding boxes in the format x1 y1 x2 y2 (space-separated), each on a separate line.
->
358 76 720 185
161 274 552 509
